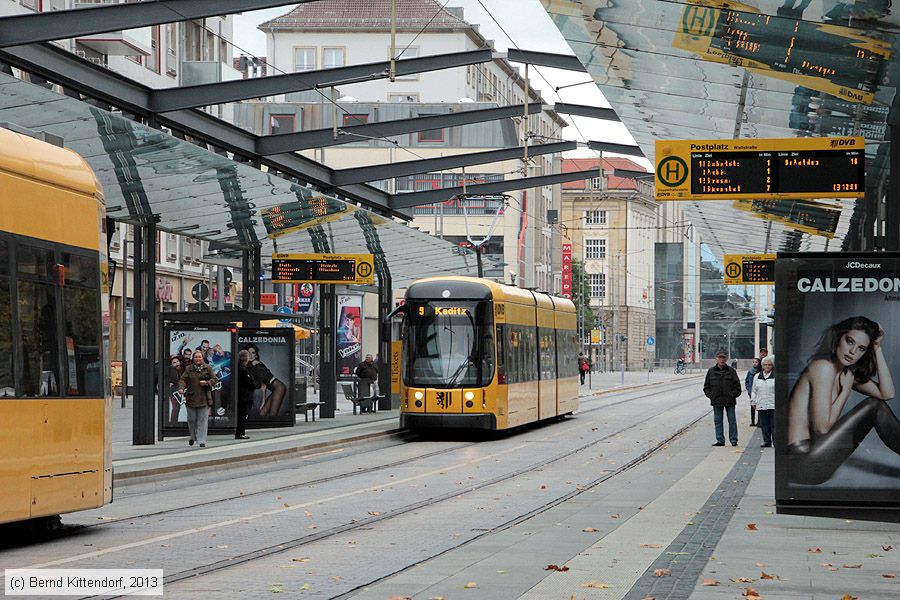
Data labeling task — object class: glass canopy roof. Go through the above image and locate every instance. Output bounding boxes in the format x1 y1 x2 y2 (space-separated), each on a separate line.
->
0 73 488 287
542 0 896 255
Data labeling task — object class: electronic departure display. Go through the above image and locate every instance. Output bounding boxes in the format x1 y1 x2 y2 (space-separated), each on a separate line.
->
655 137 865 201
271 253 374 285
724 254 776 286
732 199 841 239
673 2 891 105
261 196 348 238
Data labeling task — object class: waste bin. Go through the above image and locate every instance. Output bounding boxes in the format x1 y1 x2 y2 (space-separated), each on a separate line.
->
294 380 307 408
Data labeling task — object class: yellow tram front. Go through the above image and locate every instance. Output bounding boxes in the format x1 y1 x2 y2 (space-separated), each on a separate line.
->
400 278 498 429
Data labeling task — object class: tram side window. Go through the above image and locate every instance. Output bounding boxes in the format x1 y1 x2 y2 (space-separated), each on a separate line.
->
62 253 101 396
495 324 506 383
18 279 59 397
0 240 12 396
539 328 556 381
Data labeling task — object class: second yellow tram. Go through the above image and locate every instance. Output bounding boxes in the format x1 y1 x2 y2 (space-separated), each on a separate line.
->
399 277 579 430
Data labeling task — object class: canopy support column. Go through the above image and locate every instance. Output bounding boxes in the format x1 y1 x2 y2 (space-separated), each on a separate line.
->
132 220 157 445
319 284 337 418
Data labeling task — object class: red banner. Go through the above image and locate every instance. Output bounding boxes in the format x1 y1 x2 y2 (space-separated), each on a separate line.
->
561 243 572 299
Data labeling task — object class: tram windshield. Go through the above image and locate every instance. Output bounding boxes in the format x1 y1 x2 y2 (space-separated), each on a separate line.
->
405 300 494 388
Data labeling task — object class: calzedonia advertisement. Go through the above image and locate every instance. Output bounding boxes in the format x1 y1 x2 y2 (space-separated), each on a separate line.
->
776 253 900 522
237 328 295 428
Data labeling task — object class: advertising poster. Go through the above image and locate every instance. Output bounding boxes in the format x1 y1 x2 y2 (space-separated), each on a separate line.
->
337 294 363 379
161 326 235 435
296 282 315 313
237 328 295 428
776 253 900 520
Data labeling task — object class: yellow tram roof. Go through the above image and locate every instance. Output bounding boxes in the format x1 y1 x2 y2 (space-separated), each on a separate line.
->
409 276 575 312
0 127 99 197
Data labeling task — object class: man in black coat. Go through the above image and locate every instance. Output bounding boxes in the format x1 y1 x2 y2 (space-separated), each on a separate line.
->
354 354 378 409
704 349 742 446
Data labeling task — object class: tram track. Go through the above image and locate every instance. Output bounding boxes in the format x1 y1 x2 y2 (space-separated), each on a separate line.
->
129 392 709 598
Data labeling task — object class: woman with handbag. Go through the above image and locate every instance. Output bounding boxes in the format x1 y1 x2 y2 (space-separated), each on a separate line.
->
178 350 218 448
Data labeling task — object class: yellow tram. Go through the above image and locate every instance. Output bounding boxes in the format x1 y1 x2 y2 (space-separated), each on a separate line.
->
0 126 111 525
399 277 579 430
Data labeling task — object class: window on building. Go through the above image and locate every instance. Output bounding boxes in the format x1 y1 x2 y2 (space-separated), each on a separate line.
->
294 47 316 72
417 114 444 143
323 47 345 69
589 273 606 298
584 210 607 225
342 113 368 127
165 23 177 77
388 93 418 103
591 176 603 189
391 46 419 80
269 114 295 135
584 239 606 260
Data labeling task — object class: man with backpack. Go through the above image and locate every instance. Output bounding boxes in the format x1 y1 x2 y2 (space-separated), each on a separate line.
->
578 353 591 385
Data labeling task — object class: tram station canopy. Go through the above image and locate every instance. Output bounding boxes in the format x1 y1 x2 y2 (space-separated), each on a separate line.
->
0 72 493 287
542 0 898 254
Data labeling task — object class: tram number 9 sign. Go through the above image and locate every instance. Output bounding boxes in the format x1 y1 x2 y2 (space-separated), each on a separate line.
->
655 137 865 201
723 254 776 285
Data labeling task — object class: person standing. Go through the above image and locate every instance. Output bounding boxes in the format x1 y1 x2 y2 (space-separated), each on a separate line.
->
752 355 776 447
578 352 590 385
178 350 218 448
704 349 742 447
745 357 760 426
355 354 378 410
234 349 254 440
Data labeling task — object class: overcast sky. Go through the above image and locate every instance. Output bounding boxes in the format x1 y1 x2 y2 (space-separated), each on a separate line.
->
232 1 643 164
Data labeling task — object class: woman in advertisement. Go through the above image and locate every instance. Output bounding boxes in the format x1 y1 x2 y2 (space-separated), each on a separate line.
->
243 343 287 417
167 355 183 423
787 316 900 484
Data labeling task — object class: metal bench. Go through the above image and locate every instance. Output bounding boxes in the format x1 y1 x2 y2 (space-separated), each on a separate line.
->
296 401 324 422
340 383 377 415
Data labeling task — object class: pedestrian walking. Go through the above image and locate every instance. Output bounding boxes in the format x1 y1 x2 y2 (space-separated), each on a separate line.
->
752 355 776 447
178 350 218 448
578 352 590 385
234 349 254 440
745 357 760 426
704 349 742 446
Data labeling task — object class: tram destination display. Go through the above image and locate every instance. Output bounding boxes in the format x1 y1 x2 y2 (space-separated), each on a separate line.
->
655 137 865 201
271 253 375 285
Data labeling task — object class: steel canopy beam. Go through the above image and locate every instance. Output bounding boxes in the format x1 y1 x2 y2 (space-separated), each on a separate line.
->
505 49 587 72
152 49 494 112
587 141 645 158
0 0 309 48
0 43 400 218
391 169 600 209
554 102 620 122
256 102 546 155
332 141 576 186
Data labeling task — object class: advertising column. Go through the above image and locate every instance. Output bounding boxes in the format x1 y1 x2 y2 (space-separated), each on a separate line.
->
776 253 900 521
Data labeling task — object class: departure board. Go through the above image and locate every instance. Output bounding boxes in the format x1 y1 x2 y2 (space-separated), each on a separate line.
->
655 137 865 201
723 254 776 285
732 199 841 239
261 196 348 238
271 253 374 285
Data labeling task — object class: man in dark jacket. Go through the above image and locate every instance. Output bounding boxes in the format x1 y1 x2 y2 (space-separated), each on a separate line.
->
704 349 742 447
354 354 378 408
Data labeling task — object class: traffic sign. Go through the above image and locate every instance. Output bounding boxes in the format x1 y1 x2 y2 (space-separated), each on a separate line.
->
646 335 655 346
655 137 865 201
275 305 293 323
191 282 210 302
271 253 375 285
590 329 601 344
724 254 776 285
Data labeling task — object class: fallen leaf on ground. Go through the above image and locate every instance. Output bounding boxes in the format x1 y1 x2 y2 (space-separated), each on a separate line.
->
808 547 822 553
640 543 661 548
292 557 309 563
299 583 310 591
731 577 755 583
545 564 570 572
842 564 863 569
883 573 896 578
883 545 894 551
760 571 779 580
746 523 758 531
701 579 719 586
388 596 412 600
610 513 620 519
540 485 547 489
283 503 289 508
743 588 761 599
755 562 768 567
270 585 283 593
304 511 312 517
463 582 478 588
368 511 381 516
582 527 599 532
581 581 610 589
867 553 884 558
653 568 671 577
841 595 858 600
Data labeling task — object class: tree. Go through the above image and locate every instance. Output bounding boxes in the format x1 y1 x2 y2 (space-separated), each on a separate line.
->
571 258 597 345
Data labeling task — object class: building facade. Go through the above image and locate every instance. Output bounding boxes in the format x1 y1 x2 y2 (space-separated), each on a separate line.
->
258 0 568 291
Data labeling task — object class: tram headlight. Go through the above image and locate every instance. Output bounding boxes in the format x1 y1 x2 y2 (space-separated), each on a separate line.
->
414 391 424 400
464 391 475 401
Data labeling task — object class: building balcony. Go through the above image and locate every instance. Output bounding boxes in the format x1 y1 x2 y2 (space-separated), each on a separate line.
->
180 60 222 87
74 11 151 57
